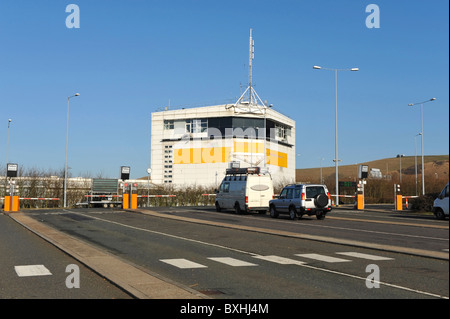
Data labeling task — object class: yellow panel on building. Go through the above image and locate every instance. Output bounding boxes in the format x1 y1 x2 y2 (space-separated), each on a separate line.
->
266 149 288 168
174 147 232 164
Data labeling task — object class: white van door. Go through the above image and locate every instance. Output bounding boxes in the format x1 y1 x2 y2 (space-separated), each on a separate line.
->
247 175 273 210
230 179 244 208
217 181 231 209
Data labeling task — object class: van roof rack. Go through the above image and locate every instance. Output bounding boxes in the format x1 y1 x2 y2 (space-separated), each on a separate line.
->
225 167 261 175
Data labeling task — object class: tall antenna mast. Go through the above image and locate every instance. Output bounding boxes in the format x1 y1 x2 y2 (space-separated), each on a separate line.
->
249 28 254 105
228 28 266 114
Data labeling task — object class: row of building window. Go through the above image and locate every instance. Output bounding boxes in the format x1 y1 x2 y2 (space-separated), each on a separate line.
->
164 117 291 140
164 119 208 133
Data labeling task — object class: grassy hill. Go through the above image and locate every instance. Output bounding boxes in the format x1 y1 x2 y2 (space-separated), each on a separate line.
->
296 155 449 198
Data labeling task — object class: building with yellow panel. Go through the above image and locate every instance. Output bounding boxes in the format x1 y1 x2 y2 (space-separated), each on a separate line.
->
150 103 295 187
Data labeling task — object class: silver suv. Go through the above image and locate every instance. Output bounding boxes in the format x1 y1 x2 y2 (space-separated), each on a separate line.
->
269 184 332 220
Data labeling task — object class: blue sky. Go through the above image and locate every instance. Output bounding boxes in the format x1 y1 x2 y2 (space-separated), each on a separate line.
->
0 0 448 179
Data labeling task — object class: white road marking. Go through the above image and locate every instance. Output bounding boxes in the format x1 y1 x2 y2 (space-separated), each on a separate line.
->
336 252 394 261
208 257 257 267
160 258 207 269
295 253 351 263
253 255 306 265
15 265 52 277
300 263 448 299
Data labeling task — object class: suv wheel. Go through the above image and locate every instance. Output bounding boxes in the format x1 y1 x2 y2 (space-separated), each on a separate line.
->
289 206 297 220
316 211 326 220
270 205 279 218
215 201 221 212
314 194 329 208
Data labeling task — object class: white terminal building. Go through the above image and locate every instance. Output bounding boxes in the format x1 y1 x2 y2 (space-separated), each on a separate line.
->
150 29 296 187
150 103 295 187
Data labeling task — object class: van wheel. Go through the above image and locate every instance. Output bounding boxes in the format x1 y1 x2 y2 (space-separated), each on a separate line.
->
289 206 297 220
435 209 446 220
215 201 221 212
270 205 279 218
234 203 242 214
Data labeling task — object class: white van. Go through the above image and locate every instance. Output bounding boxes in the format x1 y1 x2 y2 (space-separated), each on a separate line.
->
215 167 274 214
433 183 449 220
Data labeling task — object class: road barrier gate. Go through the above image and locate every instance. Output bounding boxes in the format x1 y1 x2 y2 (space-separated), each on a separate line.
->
122 182 138 209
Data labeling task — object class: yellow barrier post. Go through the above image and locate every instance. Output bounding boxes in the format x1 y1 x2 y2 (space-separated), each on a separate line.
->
131 194 138 209
12 196 20 212
122 193 129 209
396 195 403 211
4 196 11 212
357 194 364 210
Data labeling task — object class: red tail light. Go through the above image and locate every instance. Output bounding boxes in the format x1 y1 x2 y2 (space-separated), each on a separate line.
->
245 196 248 203
327 192 331 200
301 193 305 200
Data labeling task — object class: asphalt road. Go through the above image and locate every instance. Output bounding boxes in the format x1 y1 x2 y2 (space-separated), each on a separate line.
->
0 213 132 299
9 206 448 300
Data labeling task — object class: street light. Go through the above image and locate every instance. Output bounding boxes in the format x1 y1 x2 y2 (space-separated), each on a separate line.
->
408 97 436 195
313 65 359 206
414 133 421 196
319 157 324 184
64 93 80 208
6 119 12 165
147 168 151 207
396 154 405 183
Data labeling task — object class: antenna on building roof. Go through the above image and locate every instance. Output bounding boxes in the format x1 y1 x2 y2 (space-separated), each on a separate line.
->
248 28 254 106
228 28 266 114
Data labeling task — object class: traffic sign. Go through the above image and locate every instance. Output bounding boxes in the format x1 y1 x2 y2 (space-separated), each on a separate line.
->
339 181 356 188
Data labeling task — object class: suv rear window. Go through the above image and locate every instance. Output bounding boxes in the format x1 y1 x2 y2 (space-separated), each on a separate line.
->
305 186 326 198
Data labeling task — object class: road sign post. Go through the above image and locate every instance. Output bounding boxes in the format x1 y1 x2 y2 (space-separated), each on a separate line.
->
395 184 402 211
356 182 364 210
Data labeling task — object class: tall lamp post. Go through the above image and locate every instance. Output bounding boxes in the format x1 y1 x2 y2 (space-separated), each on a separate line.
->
396 154 405 183
408 98 436 195
4 119 12 195
147 168 151 207
414 133 421 196
64 93 80 208
313 65 359 206
6 119 12 165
